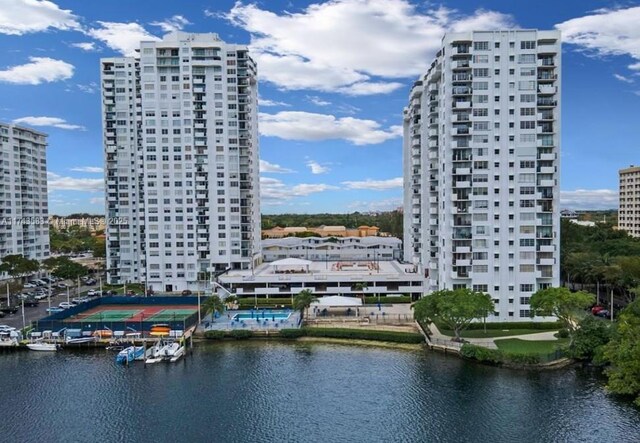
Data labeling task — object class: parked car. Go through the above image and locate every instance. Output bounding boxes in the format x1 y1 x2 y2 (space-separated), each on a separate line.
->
0 325 16 332
591 305 605 315
182 290 193 296
23 283 37 289
85 279 96 286
58 302 77 309
56 283 67 289
72 297 90 304
46 307 65 313
0 306 18 314
595 309 610 318
23 299 39 307
86 290 97 296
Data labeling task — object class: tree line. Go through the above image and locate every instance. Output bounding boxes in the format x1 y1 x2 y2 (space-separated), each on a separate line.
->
261 210 404 238
49 225 105 258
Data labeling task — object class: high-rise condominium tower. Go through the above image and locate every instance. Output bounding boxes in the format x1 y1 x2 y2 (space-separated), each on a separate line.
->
0 123 50 263
618 165 640 237
101 32 260 292
403 30 561 321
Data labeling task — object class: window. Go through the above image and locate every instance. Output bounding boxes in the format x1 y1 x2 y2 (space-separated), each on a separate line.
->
472 81 488 90
520 108 536 116
518 81 536 90
519 264 535 272
520 67 536 77
518 54 536 64
473 41 489 50
472 55 488 63
520 41 536 50
520 239 535 247
520 160 536 169
520 121 536 129
473 108 488 116
473 68 489 77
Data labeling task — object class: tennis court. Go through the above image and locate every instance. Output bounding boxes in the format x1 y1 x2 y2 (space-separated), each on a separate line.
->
65 305 197 324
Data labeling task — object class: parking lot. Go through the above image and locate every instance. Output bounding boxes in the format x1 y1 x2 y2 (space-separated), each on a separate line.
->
0 279 101 330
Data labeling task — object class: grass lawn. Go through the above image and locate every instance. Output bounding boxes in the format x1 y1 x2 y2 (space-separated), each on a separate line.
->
494 338 569 355
438 328 553 338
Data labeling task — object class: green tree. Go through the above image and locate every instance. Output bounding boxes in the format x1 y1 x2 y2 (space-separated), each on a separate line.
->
293 289 317 320
224 295 238 310
42 256 89 280
92 236 106 258
569 316 612 360
0 254 40 280
202 295 224 318
412 289 494 341
529 287 594 340
601 299 640 406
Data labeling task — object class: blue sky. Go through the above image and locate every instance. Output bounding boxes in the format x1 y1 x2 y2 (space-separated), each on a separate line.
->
1 0 639 215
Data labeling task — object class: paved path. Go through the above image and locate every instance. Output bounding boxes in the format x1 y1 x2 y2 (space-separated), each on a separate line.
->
427 323 559 350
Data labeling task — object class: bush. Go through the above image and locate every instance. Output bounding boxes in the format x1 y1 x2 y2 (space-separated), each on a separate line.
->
556 329 570 339
204 330 225 340
302 328 424 344
230 329 253 339
460 344 504 364
569 316 612 361
279 329 305 339
505 353 541 365
462 321 562 331
363 296 411 304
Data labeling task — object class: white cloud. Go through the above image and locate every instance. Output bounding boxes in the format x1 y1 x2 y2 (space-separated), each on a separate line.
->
259 160 295 174
629 62 640 71
226 1 514 94
307 96 331 106
70 166 103 173
613 73 633 83
13 116 84 130
260 176 338 205
259 111 401 145
76 82 98 94
0 0 79 35
306 160 330 174
560 189 618 210
150 15 191 33
0 57 73 85
348 197 403 212
556 7 640 68
47 172 103 192
87 21 160 57
71 42 97 51
342 177 403 190
89 197 104 205
259 97 290 107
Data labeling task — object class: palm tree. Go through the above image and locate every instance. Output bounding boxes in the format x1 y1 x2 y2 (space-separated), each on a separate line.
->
293 289 317 321
202 295 224 320
224 295 238 310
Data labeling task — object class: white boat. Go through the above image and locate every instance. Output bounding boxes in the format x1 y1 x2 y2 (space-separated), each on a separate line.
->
168 345 185 363
144 338 168 364
65 336 98 344
162 341 184 362
0 331 19 347
26 341 59 352
116 346 145 364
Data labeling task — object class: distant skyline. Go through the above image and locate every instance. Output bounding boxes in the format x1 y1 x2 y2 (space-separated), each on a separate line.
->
1 0 639 215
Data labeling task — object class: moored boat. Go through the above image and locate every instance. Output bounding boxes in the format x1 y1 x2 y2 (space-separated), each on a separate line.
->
26 341 59 351
116 346 145 364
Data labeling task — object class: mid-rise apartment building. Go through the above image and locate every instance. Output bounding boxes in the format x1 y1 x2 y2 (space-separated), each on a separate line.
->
101 32 260 292
618 165 640 237
262 236 402 262
403 30 561 321
0 123 50 263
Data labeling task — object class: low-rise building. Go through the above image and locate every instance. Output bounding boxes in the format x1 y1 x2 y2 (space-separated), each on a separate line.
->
619 165 640 237
217 259 424 300
262 236 402 262
262 225 381 238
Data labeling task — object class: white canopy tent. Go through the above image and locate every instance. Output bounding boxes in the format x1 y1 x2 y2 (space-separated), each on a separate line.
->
269 258 312 273
311 295 363 307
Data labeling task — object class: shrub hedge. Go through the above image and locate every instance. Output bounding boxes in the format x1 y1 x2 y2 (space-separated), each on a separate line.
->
460 343 547 365
279 329 306 339
204 330 225 340
299 327 424 344
458 321 562 331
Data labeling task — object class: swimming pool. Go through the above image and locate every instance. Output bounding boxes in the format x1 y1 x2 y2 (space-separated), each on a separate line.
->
233 311 292 321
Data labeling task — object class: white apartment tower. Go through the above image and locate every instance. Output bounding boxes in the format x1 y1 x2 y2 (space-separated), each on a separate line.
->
0 123 50 262
618 165 640 237
403 30 561 321
101 32 260 292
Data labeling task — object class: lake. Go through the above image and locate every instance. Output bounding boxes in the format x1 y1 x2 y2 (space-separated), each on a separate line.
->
0 342 638 442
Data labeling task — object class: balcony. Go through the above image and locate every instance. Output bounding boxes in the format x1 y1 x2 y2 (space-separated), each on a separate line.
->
453 167 471 175
428 129 438 137
538 85 556 94
453 181 471 188
538 258 555 266
539 153 555 161
452 60 470 69
453 101 471 109
537 98 557 107
452 127 470 136
539 179 555 187
538 166 555 174
538 245 555 253
538 58 555 67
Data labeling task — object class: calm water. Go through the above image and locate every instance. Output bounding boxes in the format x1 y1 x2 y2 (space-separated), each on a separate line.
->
0 342 638 443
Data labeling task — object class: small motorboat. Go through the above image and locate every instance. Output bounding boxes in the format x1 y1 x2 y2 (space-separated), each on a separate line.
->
116 346 145 364
145 338 168 364
65 336 98 345
26 340 59 352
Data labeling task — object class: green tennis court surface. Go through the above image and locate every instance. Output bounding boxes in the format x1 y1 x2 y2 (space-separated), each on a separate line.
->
146 309 196 322
80 309 143 322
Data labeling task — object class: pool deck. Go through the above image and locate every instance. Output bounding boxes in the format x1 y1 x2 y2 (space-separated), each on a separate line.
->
203 310 302 331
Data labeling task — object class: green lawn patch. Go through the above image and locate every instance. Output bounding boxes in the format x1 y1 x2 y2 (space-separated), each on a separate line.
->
437 328 552 338
494 338 569 355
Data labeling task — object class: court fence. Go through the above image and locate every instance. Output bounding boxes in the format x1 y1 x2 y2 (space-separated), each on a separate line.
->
31 296 200 337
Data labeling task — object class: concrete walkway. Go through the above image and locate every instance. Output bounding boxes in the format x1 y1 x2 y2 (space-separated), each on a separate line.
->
427 323 559 350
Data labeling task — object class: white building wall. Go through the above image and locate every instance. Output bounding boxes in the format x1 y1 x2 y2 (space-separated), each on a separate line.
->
404 30 561 321
0 123 50 265
101 32 261 292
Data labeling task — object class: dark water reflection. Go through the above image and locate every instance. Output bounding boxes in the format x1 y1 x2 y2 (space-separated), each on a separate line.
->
0 342 638 442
